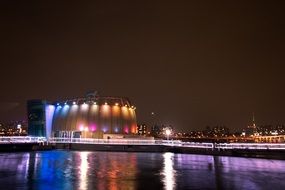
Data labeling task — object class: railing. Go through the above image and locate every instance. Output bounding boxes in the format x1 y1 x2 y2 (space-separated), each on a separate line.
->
0 136 47 144
49 138 285 150
1 136 285 150
48 137 214 149
49 137 180 146
49 137 158 145
216 143 285 150
182 142 214 149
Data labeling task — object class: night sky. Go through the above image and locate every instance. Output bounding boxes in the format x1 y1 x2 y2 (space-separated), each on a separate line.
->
0 1 285 132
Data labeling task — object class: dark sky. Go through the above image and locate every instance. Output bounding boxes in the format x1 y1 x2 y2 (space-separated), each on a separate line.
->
0 1 285 132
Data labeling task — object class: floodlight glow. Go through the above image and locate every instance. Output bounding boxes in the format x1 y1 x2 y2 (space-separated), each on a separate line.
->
45 105 55 139
124 127 129 134
102 127 107 133
81 102 89 110
90 124 97 132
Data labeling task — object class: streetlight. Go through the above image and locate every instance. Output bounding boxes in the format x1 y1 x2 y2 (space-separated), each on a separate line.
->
165 129 171 141
17 124 22 135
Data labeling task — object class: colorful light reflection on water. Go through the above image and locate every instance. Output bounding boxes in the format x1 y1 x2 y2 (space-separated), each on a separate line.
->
0 151 285 190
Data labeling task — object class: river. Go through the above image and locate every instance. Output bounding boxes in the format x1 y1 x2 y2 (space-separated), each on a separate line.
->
0 150 284 190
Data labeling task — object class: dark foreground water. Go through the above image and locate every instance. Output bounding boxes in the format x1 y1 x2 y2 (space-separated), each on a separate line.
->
0 151 285 190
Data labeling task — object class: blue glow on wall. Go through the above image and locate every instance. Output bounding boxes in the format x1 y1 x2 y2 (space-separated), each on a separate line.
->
62 105 70 116
45 105 55 138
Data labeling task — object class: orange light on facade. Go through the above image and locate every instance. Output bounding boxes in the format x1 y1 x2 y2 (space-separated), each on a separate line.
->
112 105 120 117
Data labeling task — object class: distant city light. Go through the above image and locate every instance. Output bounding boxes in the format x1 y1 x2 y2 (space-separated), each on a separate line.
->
165 129 171 136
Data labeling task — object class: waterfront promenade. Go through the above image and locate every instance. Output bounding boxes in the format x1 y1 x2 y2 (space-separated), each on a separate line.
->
1 136 285 159
1 136 285 150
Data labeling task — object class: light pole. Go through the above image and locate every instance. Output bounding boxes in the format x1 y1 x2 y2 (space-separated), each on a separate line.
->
17 124 22 135
165 129 171 141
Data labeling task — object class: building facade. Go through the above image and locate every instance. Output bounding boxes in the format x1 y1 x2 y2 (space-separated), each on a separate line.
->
27 93 137 139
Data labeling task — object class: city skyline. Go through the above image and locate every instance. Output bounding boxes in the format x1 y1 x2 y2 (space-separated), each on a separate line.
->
1 1 285 132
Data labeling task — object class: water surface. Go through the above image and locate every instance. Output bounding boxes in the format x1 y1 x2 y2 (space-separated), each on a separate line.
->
0 151 284 190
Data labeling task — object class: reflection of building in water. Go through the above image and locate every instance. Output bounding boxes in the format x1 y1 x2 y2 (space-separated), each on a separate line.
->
27 92 137 139
79 152 89 190
73 152 137 190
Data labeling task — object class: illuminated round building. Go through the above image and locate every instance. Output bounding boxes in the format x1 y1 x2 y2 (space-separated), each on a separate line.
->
27 93 137 139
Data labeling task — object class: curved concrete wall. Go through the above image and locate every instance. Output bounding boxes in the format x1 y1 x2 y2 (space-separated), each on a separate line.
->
51 103 137 136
